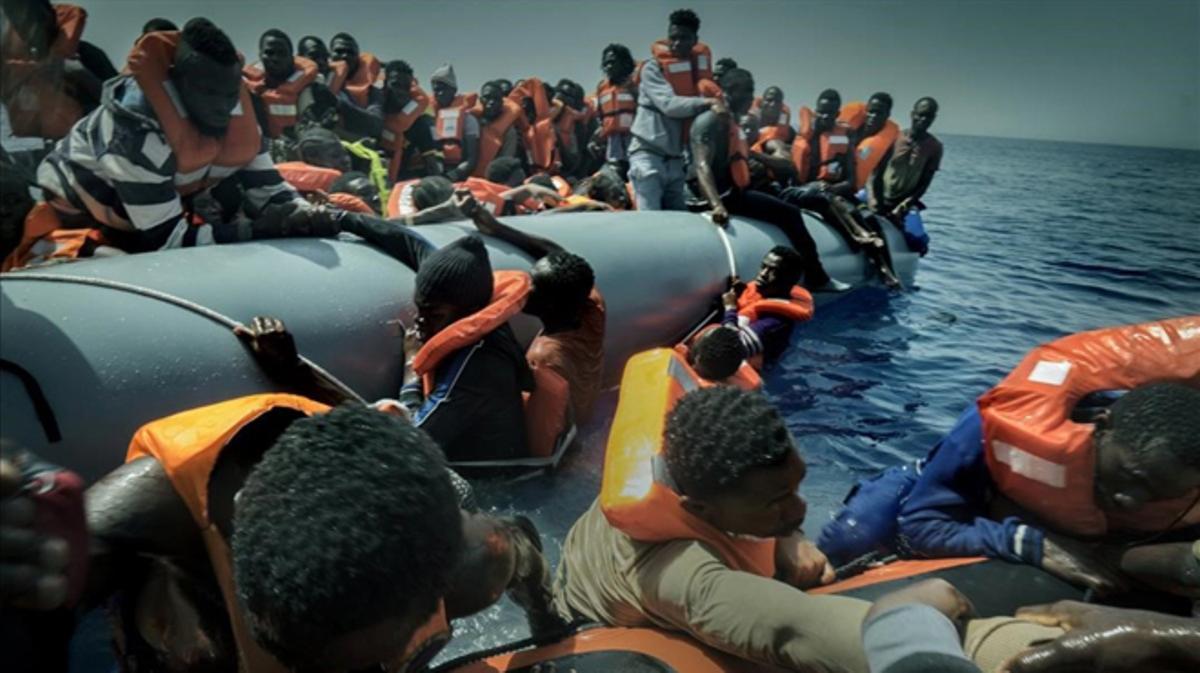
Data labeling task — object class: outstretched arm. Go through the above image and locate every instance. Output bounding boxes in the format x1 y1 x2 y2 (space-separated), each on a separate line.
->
457 190 563 259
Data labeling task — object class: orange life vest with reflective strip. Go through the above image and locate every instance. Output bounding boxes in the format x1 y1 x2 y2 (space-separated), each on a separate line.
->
275 161 340 194
838 101 900 190
1 203 104 272
648 40 713 97
672 341 761 392
434 93 479 165
600 348 777 576
595 79 637 139
380 85 432 182
750 97 791 128
326 191 374 214
791 106 852 185
727 116 750 190
329 52 381 107
242 57 318 139
509 78 557 173
125 394 329 673
736 282 815 323
472 98 525 178
458 177 515 216
387 178 419 217
755 124 793 147
0 4 87 139
126 32 262 196
979 317 1200 537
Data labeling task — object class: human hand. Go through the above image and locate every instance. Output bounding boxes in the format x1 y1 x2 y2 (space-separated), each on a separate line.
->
1041 535 1127 595
865 578 976 625
722 288 739 311
709 98 730 118
710 205 730 227
453 189 480 219
234 316 300 374
403 326 424 363
775 532 836 588
1 456 71 611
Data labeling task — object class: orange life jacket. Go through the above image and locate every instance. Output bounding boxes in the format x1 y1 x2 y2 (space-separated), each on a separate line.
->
979 317 1200 537
600 348 776 576
433 93 479 165
727 116 750 190
754 124 793 148
595 79 637 139
750 97 791 128
387 178 420 217
125 32 262 196
509 78 557 173
791 106 852 185
550 175 573 198
648 40 713 97
838 101 900 190
242 56 318 139
329 52 381 108
327 191 374 214
459 177 519 216
275 161 340 194
0 3 87 139
472 98 525 178
380 84 432 182
736 282 815 323
1 203 104 271
672 341 761 392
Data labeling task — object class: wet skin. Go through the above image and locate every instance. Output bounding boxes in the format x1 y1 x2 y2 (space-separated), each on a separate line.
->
753 252 802 298
682 450 810 539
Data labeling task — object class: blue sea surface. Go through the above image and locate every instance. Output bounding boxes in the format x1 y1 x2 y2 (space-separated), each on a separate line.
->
443 135 1200 660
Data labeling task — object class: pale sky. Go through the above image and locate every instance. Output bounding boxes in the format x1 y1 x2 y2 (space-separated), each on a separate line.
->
74 0 1200 150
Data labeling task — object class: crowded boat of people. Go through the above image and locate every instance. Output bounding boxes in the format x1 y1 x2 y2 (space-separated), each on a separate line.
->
2 2 1198 672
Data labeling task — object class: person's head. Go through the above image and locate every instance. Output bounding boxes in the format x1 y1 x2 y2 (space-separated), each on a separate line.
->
172 18 242 138
911 97 939 136
1092 382 1200 513
411 175 455 212
667 8 700 57
525 251 594 327
298 86 339 130
583 167 631 210
665 387 808 538
864 92 893 136
329 32 360 74
760 86 785 125
554 79 582 110
717 68 754 116
814 88 841 133
430 63 458 107
713 57 738 81
601 44 635 83
754 246 804 297
330 171 380 214
690 327 747 382
494 78 514 97
480 81 505 120
297 35 329 74
233 404 463 671
297 126 351 172
385 60 414 98
739 113 760 146
142 18 177 35
485 157 526 187
0 163 34 261
258 29 294 81
413 236 495 341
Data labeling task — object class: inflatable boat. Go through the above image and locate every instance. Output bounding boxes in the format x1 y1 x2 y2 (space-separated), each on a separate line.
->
1 210 918 482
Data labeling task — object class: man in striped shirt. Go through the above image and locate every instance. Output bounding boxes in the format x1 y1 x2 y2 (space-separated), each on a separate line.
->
36 18 334 253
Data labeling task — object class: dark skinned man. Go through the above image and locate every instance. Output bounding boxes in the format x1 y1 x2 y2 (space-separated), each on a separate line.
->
430 63 481 181
752 85 794 145
843 92 900 193
720 246 816 367
378 60 438 181
869 97 943 219
690 68 845 292
591 43 638 179
473 80 526 178
325 32 384 140
242 29 319 140
296 35 332 86
35 18 338 253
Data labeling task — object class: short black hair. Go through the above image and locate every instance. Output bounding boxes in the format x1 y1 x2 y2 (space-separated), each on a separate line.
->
915 96 940 112
526 174 556 191
1110 382 1200 470
142 18 177 34
330 32 357 46
386 60 413 76
330 171 370 195
768 245 805 281
764 85 784 98
718 67 754 95
669 8 701 32
535 250 594 314
233 404 463 667
664 387 793 498
485 157 524 186
413 175 455 210
818 88 841 105
691 327 746 382
869 92 893 111
715 57 738 70
297 35 325 51
259 28 292 52
180 18 238 67
602 44 635 73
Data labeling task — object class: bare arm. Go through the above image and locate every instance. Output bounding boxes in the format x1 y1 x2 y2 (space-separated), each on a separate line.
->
689 113 729 223
458 190 563 258
1115 541 1200 598
751 140 796 180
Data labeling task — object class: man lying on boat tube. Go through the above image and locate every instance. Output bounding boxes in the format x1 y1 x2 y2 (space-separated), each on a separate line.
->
0 318 561 673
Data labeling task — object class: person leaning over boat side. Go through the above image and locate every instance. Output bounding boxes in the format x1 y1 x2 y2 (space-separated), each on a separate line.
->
242 29 319 141
819 319 1200 600
627 8 725 211
430 63 482 181
718 246 816 367
34 18 339 254
868 97 942 220
688 67 846 292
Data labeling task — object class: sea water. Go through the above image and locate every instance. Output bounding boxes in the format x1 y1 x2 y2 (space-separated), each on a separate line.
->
443 135 1200 661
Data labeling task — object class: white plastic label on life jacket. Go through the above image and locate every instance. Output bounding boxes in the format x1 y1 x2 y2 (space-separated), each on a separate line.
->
828 135 850 145
696 54 710 72
268 104 298 116
666 61 693 74
402 99 419 115
381 129 396 142
438 110 459 138
483 200 499 214
617 92 636 103
992 440 1067 488
1028 360 1072 386
598 93 613 106
618 113 634 129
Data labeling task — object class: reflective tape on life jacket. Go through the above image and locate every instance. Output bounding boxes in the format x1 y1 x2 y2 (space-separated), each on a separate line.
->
729 120 750 190
671 341 761 392
0 4 88 139
737 282 815 323
791 106 851 184
330 52 381 108
599 348 777 576
125 32 262 195
648 40 713 97
126 393 329 673
381 84 432 182
242 56 318 138
387 178 420 218
838 101 900 189
327 191 374 214
595 79 637 139
413 270 532 394
508 78 558 173
750 97 791 127
473 98 525 178
275 161 341 194
979 317 1200 537
434 93 479 165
